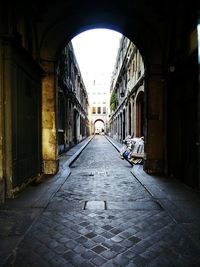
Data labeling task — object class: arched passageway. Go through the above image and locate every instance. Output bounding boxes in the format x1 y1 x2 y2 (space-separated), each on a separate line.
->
94 119 105 134
0 1 198 200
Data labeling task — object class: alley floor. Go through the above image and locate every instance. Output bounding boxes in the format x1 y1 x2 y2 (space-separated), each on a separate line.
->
1 135 200 266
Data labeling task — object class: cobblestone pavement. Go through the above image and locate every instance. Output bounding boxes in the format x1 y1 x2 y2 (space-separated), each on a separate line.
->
5 135 200 266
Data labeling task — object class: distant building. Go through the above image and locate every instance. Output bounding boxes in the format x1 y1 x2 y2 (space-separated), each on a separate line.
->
57 42 89 154
84 71 111 134
109 36 144 141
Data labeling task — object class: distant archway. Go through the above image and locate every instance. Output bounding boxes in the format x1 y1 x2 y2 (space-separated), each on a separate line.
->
94 119 105 134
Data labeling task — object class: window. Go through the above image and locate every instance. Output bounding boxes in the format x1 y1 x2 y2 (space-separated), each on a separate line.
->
103 107 106 114
92 107 96 114
97 107 101 114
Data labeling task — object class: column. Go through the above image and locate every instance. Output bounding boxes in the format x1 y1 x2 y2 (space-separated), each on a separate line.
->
127 103 130 136
144 67 165 174
0 39 4 201
41 60 59 174
118 115 120 141
130 97 134 136
0 39 13 199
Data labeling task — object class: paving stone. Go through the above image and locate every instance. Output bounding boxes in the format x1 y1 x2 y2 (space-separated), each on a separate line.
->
92 245 107 254
79 221 90 227
101 231 115 239
48 256 67 266
43 250 57 261
54 244 68 254
107 201 161 210
126 263 138 267
91 255 107 266
110 228 122 235
73 244 85 254
132 255 148 266
78 228 90 235
81 249 97 260
94 227 105 234
123 249 136 259
101 250 117 260
120 239 133 248
111 244 126 253
83 239 97 249
63 250 76 261
128 235 141 244
80 261 95 267
119 231 133 239
140 249 158 261
58 237 69 243
84 232 97 239
76 236 88 244
111 235 123 243
34 244 49 254
64 240 78 249
102 225 113 231
71 254 85 265
46 240 59 249
101 239 114 249
101 261 117 267
130 244 146 254
112 254 129 265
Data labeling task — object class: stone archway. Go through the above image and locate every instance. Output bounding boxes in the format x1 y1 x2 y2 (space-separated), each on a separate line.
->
0 3 173 199
93 119 105 134
36 3 167 174
0 1 198 200
40 23 165 175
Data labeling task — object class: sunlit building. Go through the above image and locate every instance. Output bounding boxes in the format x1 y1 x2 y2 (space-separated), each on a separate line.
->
109 36 145 141
84 71 111 134
57 42 89 154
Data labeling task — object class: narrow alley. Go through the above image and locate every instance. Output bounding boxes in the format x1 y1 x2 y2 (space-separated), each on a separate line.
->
3 135 200 267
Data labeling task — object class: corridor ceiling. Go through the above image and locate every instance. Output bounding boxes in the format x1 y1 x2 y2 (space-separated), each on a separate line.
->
12 0 196 65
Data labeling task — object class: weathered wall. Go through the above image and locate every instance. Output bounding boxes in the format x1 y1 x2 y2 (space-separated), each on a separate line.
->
167 52 198 187
144 66 165 173
0 38 42 198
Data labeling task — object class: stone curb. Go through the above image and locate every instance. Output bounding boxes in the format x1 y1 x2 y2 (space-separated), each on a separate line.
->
42 135 95 206
65 135 95 167
104 135 122 152
104 135 133 167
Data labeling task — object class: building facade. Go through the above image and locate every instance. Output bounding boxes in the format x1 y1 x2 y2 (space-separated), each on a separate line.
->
109 36 145 142
57 42 89 154
84 71 111 134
